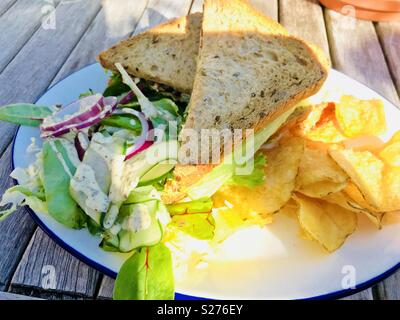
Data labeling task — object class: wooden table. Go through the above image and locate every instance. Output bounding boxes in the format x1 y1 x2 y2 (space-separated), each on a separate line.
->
0 0 398 300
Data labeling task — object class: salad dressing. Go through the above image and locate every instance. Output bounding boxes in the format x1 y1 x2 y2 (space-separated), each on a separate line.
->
122 203 152 232
70 163 110 213
48 140 74 178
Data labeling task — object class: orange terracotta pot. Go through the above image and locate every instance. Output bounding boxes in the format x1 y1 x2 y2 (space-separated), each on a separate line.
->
320 0 400 21
342 0 400 12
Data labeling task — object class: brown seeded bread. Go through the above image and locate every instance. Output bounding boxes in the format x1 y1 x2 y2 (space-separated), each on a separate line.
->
181 0 330 163
97 13 202 94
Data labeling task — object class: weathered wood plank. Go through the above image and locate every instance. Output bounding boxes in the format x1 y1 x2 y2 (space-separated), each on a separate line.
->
341 290 374 300
375 21 400 98
325 9 400 105
279 0 330 59
97 276 114 300
0 0 102 292
325 9 400 300
10 228 100 298
0 291 42 300
0 0 61 73
0 145 36 291
250 0 278 21
190 0 278 20
0 0 17 17
0 0 101 157
190 0 203 13
133 0 193 35
51 0 148 85
375 272 400 300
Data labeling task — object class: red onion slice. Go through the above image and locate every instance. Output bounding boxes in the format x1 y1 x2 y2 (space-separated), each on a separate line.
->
118 91 135 105
119 109 152 160
40 95 117 138
74 131 90 161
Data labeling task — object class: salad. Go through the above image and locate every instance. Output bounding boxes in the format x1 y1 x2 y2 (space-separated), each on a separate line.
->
0 63 275 300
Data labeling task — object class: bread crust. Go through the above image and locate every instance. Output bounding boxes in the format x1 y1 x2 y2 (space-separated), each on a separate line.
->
97 13 202 93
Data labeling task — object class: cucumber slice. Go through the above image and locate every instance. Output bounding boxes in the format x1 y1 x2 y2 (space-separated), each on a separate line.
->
100 234 120 252
118 200 162 252
125 186 160 204
139 160 176 184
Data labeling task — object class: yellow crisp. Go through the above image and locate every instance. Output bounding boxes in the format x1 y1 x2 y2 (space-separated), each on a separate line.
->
213 137 304 219
294 194 357 252
299 102 346 143
379 131 400 167
324 190 384 229
335 96 386 138
330 148 400 212
296 145 348 197
329 148 385 209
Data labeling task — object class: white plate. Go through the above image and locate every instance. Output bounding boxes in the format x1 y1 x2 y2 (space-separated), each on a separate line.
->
12 63 400 300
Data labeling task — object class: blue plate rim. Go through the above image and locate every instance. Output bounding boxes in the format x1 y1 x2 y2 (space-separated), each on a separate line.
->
10 62 400 300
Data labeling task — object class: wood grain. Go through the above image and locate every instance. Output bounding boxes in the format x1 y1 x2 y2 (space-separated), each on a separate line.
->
97 276 114 300
0 0 17 17
249 0 278 21
133 0 193 35
325 9 400 105
0 0 101 157
190 0 203 13
376 21 400 98
190 0 278 20
11 228 100 298
51 0 148 85
0 0 60 73
0 145 36 291
375 272 400 300
341 289 374 300
0 291 42 300
279 0 330 59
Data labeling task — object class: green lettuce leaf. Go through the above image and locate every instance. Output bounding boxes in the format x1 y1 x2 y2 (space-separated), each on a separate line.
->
167 198 213 215
167 198 215 240
227 152 266 188
103 72 130 97
185 107 296 200
43 140 86 229
113 243 174 300
171 213 215 240
0 185 47 221
0 104 53 126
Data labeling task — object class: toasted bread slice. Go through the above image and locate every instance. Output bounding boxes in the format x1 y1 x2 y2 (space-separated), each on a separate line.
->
98 13 202 93
181 0 330 163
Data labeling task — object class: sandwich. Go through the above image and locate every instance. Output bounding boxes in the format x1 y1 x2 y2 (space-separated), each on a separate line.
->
99 0 329 204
